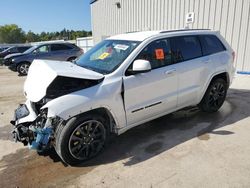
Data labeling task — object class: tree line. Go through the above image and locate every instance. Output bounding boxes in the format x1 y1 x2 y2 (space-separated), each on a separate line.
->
0 24 92 44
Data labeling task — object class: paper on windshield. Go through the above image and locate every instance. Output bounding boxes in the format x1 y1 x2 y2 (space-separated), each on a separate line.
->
98 52 110 60
114 44 129 51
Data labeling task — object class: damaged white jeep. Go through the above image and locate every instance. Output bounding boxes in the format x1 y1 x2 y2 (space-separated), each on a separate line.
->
11 29 235 165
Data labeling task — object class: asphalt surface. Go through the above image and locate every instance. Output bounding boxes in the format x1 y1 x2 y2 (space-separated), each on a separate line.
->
0 66 250 188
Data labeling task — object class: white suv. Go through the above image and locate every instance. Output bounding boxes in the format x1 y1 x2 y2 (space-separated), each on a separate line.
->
12 29 235 165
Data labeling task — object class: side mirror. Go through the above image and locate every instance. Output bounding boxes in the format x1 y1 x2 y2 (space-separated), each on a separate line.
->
131 59 151 74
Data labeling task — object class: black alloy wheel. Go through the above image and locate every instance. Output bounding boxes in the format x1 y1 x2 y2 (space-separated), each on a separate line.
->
199 78 227 112
55 114 109 165
68 120 106 160
207 82 226 108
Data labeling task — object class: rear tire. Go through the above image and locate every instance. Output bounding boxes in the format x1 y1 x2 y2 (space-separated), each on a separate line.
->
17 62 30 76
198 78 227 113
55 113 109 165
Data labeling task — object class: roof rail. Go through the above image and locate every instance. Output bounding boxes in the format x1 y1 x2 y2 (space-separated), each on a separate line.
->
90 0 98 4
126 31 139 33
160 29 211 33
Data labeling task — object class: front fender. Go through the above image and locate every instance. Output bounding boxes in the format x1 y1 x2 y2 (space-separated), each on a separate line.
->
42 78 126 129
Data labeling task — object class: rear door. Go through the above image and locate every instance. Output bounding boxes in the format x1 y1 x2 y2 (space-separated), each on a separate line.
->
123 38 178 126
50 44 73 61
169 35 208 107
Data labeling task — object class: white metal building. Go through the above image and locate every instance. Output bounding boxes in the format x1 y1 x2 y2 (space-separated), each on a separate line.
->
76 37 94 52
90 0 250 72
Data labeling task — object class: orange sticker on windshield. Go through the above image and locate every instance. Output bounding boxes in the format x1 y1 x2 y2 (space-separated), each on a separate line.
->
98 52 110 60
155 49 164 60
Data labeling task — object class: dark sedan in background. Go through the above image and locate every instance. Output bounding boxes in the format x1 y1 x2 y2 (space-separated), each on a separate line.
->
0 46 10 52
4 42 83 75
0 46 31 58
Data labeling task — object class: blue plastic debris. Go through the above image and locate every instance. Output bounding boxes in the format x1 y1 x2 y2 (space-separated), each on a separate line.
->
28 127 52 151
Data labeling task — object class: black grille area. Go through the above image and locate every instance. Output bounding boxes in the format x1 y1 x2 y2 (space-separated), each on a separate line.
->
46 76 103 99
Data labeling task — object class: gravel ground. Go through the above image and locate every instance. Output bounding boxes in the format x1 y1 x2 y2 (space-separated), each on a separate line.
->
0 66 250 188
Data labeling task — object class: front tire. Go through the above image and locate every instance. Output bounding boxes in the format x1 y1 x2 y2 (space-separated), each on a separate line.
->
198 78 227 113
55 114 109 165
17 62 30 76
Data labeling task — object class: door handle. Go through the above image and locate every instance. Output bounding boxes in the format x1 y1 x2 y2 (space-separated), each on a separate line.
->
165 69 176 75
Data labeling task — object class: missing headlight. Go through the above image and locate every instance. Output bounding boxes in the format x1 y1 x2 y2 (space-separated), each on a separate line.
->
15 104 29 119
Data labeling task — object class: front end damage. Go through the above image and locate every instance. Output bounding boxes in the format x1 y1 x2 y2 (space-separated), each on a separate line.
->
10 59 105 152
11 100 63 151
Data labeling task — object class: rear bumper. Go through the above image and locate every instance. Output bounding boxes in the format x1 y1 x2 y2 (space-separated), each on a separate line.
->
229 66 236 86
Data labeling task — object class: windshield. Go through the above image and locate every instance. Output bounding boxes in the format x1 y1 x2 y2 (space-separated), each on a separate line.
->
75 40 140 74
23 45 37 54
2 47 12 53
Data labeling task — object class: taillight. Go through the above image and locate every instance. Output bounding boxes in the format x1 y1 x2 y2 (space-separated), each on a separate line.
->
232 51 236 63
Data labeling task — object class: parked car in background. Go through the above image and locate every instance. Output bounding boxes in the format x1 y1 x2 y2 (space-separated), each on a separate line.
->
0 46 10 52
0 46 31 58
5 42 83 75
11 29 235 165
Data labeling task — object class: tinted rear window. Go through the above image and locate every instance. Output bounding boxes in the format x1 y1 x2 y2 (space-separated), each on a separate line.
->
51 44 73 51
170 36 202 63
199 35 226 56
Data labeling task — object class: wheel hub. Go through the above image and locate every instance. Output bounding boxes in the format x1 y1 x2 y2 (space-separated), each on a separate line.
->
84 135 92 143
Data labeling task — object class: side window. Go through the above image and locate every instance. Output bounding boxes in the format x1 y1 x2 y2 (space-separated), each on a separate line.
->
35 45 49 53
135 38 172 69
51 44 72 51
199 35 226 56
170 36 202 63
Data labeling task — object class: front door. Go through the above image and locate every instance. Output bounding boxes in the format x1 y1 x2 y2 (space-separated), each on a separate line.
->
123 38 178 126
33 44 51 60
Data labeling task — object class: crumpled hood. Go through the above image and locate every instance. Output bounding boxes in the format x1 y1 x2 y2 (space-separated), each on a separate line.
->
24 59 104 102
4 53 23 59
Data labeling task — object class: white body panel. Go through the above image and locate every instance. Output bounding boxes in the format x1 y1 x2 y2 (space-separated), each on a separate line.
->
123 64 178 125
